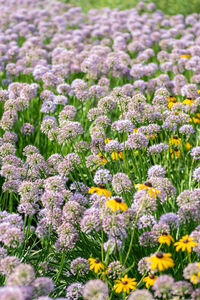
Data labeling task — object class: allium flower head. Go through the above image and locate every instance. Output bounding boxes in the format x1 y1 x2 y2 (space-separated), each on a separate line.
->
66 282 83 300
93 169 112 185
83 279 109 300
112 173 132 194
128 289 154 300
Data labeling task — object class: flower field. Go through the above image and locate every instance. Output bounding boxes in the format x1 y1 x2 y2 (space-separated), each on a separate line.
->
1 0 200 299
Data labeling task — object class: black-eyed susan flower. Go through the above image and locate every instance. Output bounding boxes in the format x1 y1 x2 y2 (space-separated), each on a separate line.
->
180 54 191 59
185 142 192 150
135 182 160 198
174 235 197 253
190 116 200 124
183 98 195 106
88 258 104 273
170 147 180 158
146 252 174 271
158 233 174 246
88 186 112 198
169 136 181 147
111 151 124 160
143 274 157 288
105 138 112 144
105 197 128 212
114 275 137 294
167 96 177 109
97 153 107 164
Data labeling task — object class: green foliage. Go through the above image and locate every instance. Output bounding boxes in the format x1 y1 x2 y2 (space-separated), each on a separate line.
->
63 0 200 15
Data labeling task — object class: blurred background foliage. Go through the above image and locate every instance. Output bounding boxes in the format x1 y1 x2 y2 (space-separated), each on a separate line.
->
63 0 200 15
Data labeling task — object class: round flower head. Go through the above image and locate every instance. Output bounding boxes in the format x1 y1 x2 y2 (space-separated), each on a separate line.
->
114 275 137 294
6 263 35 286
146 252 174 271
70 257 89 276
128 289 154 300
83 279 109 300
147 165 166 178
112 173 132 194
191 146 200 160
159 212 180 228
183 262 200 284
93 169 112 185
32 277 54 297
193 167 200 182
66 282 83 300
172 281 193 298
107 261 125 279
125 133 148 150
153 275 174 299
0 287 25 300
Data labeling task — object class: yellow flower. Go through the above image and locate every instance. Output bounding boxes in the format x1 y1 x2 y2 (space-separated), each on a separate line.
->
190 274 199 284
169 136 181 147
183 98 195 106
143 274 157 288
170 148 180 158
105 197 128 212
180 54 191 59
114 275 137 294
146 252 174 271
105 138 112 144
174 235 197 253
190 263 200 284
97 153 107 165
100 270 108 280
167 96 177 103
88 186 112 198
190 117 200 124
196 113 200 118
133 128 138 133
167 96 177 109
198 89 200 94
146 134 157 140
88 258 105 273
185 142 192 150
111 151 124 160
135 182 160 198
158 233 174 246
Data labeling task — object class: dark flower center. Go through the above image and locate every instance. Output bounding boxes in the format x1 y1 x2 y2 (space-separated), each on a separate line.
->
95 259 100 263
115 197 122 203
144 181 153 187
149 274 155 279
174 148 179 152
122 281 128 285
156 252 163 259
183 239 189 243
173 136 178 139
98 185 105 189
162 232 168 236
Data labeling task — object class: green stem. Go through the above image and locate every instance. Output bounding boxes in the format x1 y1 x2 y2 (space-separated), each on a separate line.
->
55 252 65 283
